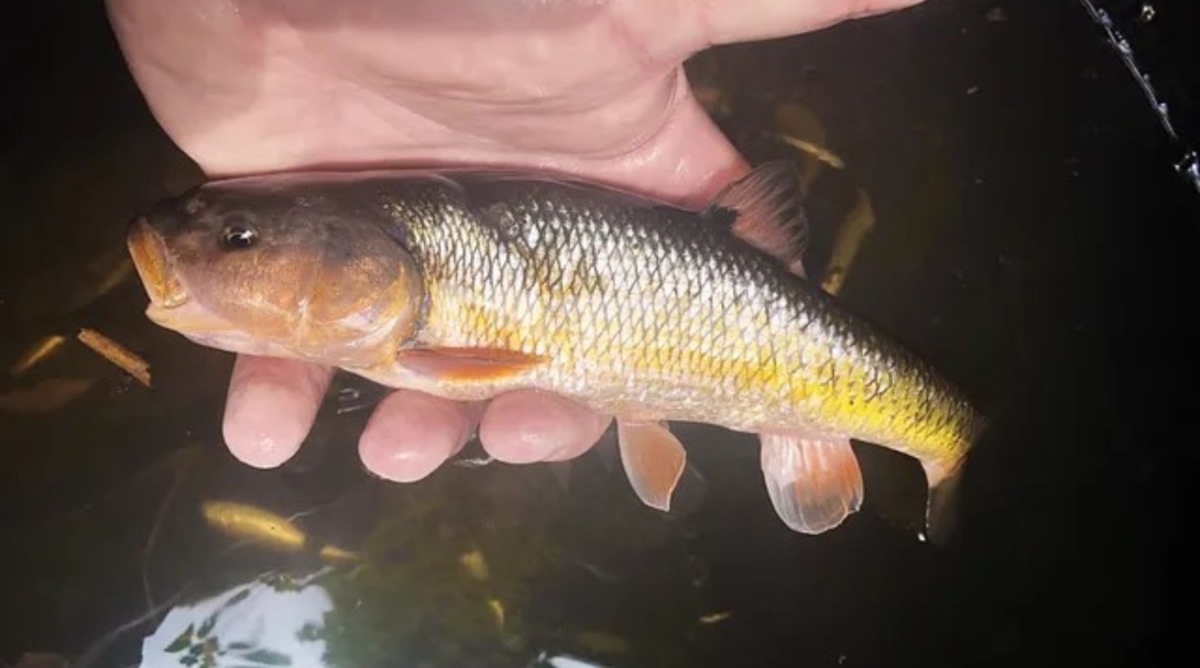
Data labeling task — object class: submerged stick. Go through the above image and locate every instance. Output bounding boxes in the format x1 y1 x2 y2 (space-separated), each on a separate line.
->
76 328 151 387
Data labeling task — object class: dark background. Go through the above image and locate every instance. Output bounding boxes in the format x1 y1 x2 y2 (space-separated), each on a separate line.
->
1 1 1193 667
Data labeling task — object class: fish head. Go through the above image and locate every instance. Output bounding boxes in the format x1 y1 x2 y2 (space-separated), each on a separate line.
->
127 177 423 368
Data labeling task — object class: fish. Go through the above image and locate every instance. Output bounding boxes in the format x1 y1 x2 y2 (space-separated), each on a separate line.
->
200 499 359 561
127 161 988 541
200 500 309 551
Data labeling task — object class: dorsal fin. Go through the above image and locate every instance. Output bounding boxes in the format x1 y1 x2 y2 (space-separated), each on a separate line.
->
705 160 810 277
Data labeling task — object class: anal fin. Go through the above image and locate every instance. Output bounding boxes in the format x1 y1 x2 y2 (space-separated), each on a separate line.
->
759 431 864 534
616 420 687 512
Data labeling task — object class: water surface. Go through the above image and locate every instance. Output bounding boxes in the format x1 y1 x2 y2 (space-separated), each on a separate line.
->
2 1 1186 666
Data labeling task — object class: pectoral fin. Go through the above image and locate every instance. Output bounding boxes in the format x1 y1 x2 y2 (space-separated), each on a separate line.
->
759 431 863 534
616 420 687 512
395 346 547 382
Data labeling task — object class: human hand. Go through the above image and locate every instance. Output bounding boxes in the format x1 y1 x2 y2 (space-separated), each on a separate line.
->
107 0 926 480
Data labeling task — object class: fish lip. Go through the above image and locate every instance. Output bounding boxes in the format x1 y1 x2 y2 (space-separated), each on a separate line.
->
127 216 188 310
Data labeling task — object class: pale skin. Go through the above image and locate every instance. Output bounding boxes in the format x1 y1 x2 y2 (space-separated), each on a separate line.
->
106 0 926 481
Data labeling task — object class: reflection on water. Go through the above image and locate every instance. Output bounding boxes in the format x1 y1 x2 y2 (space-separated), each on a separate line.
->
2 1 1185 667
23 421 723 667
139 570 335 668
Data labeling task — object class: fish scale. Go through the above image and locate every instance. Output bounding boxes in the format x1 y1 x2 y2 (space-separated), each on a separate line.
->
374 176 979 466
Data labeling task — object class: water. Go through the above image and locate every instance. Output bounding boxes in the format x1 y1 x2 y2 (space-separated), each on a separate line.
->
2 1 1188 666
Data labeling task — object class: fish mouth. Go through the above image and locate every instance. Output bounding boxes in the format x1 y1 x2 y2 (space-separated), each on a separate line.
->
127 217 189 312
126 217 251 344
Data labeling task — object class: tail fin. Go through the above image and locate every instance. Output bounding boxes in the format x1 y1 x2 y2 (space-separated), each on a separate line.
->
923 458 966 545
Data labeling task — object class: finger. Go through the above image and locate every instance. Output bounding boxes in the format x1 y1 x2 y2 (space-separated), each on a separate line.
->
222 355 334 468
685 0 927 48
479 390 613 464
358 390 481 482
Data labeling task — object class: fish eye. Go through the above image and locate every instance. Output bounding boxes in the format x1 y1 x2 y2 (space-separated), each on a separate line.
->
221 216 259 250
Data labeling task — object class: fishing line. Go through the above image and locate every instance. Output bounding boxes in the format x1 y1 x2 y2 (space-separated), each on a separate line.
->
1077 0 1200 195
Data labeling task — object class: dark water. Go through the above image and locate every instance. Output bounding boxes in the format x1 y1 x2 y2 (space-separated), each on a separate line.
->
1 1 1190 666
